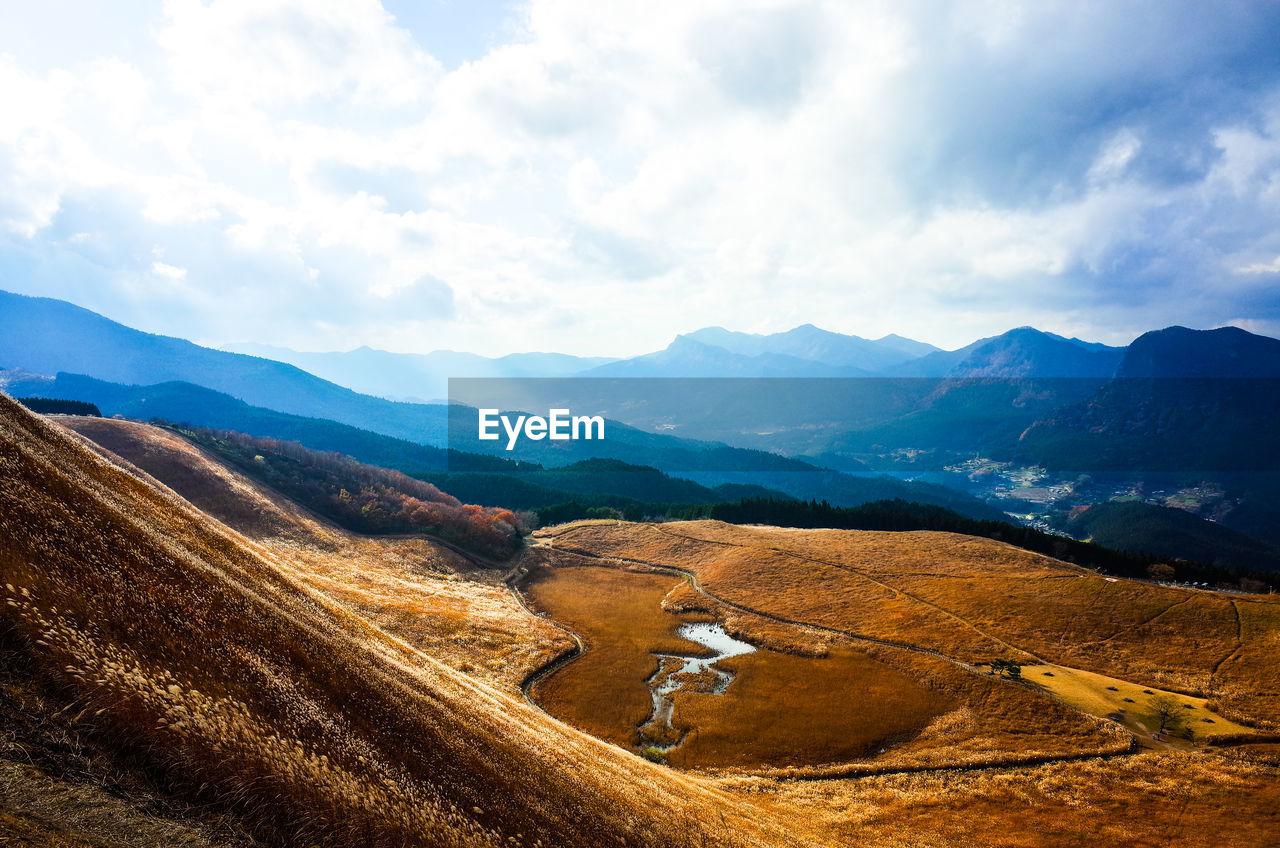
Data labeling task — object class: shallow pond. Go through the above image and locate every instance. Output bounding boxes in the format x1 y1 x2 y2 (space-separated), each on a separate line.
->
644 622 756 746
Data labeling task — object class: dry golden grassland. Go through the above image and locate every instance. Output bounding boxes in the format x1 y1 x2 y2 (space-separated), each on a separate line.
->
524 536 1131 777
1020 663 1254 745
520 520 1280 845
524 563 712 745
538 520 1280 725
524 562 959 771
1214 599 1280 724
666 645 950 770
749 751 1280 848
1 399 802 848
8 408 1280 848
57 417 569 690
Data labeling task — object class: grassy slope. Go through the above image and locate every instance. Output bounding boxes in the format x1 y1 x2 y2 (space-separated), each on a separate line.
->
0 397 793 848
524 543 1128 777
1019 663 1254 744
536 521 1280 727
523 521 1280 845
9 407 1280 847
55 416 562 688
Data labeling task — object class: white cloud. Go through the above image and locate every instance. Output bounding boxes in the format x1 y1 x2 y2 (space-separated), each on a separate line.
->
155 0 441 108
0 0 1278 355
1235 257 1280 275
1088 129 1142 186
151 260 188 279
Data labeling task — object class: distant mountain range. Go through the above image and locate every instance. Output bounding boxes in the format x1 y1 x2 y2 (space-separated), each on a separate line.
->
581 334 872 377
583 325 940 378
5 290 1278 457
5 289 1279 475
5 287 1280 567
222 319 1136 393
888 327 1125 378
0 290 450 446
225 322 1127 390
1016 326 1280 473
224 342 616 402
1115 325 1280 378
227 324 942 393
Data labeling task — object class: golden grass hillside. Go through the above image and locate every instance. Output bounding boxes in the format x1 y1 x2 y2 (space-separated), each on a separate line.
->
56 416 565 690
7 409 1280 847
537 520 1280 726
0 397 798 848
516 520 1280 844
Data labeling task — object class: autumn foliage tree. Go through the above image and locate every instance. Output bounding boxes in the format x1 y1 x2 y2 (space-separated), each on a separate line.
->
178 426 523 559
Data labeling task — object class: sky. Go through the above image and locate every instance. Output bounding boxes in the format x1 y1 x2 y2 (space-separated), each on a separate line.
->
1 0 1279 357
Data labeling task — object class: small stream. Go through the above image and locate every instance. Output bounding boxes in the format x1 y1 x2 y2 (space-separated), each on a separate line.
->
642 622 756 748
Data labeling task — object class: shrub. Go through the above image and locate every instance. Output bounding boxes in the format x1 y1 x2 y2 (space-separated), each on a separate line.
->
639 746 668 764
176 427 523 559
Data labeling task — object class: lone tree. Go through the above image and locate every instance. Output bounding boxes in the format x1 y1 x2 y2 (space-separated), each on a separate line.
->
1148 693 1187 735
989 659 1022 679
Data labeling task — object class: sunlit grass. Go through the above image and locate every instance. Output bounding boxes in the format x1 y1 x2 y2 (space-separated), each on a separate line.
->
6 405 1279 848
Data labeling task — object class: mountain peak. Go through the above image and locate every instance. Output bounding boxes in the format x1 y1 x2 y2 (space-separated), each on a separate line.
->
1118 325 1280 378
786 322 826 334
891 326 1124 377
671 323 932 371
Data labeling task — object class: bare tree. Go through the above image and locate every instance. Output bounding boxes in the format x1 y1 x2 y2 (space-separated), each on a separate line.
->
1148 693 1187 735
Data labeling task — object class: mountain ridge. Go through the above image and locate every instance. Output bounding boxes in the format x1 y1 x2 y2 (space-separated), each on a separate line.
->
1117 325 1280 378
888 327 1126 378
224 342 616 401
0 289 451 446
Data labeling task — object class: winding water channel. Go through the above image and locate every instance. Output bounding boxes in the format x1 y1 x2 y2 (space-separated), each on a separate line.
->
643 622 756 747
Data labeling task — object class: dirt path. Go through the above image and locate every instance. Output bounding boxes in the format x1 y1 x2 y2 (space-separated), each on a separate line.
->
1208 599 1243 683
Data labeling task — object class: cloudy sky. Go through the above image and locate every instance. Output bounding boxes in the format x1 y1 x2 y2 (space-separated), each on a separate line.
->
2 0 1279 356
